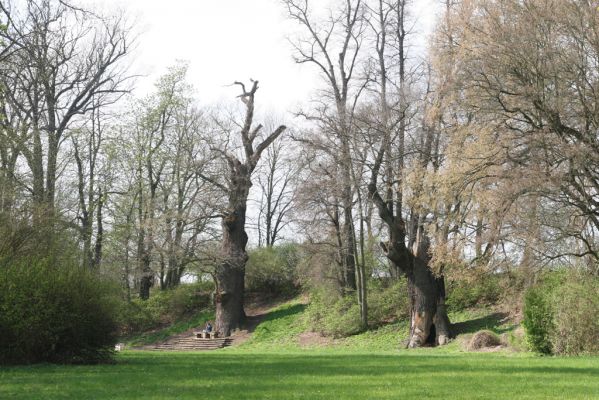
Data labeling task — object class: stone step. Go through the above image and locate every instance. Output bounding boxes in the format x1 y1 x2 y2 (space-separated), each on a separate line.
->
164 340 230 346
155 343 225 346
156 344 222 349
169 344 222 347
156 344 223 347
149 336 233 351
155 344 223 349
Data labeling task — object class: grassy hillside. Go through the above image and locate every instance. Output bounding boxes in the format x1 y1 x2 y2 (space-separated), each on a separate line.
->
239 300 519 353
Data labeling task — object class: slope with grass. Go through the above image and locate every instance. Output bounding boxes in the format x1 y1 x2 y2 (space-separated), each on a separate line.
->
240 300 520 353
124 310 214 348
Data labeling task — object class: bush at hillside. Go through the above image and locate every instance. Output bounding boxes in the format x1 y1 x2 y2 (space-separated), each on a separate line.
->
304 279 410 337
523 270 599 355
553 277 599 355
446 274 502 312
523 285 555 354
304 289 362 337
245 244 300 296
119 283 211 334
0 258 121 364
365 279 410 325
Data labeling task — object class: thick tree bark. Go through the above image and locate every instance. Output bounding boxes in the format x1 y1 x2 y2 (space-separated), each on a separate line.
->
138 219 153 300
382 233 450 347
331 203 347 289
407 257 450 347
215 165 251 336
434 276 451 345
354 184 368 329
215 250 247 337
137 164 153 300
215 264 246 336
369 175 451 347
139 271 153 300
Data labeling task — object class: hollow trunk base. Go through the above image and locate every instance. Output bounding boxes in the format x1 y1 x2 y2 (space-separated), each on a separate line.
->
407 260 451 348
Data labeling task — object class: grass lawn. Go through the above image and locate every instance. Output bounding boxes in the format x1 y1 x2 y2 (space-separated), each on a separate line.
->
1 350 599 399
3 301 597 399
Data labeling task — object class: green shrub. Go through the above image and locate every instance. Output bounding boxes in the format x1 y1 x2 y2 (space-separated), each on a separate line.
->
245 244 300 296
304 289 361 337
446 274 502 312
553 277 599 355
0 258 121 364
118 300 158 334
304 279 409 338
168 283 210 316
523 284 556 354
522 270 599 355
119 283 211 334
366 279 410 325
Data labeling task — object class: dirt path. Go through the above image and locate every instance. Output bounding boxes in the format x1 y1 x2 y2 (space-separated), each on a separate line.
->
227 298 280 346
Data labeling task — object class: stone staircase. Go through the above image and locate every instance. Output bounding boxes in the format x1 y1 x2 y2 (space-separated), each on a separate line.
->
149 336 233 351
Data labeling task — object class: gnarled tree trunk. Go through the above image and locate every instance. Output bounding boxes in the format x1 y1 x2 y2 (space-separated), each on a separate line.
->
210 80 286 336
406 254 450 347
215 167 251 336
369 168 451 348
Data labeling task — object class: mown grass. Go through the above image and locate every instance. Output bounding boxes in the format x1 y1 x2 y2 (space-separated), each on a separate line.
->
1 350 598 399
3 300 597 399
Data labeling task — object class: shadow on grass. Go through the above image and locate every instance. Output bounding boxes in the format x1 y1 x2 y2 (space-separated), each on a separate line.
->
262 303 306 322
451 312 515 336
242 303 307 334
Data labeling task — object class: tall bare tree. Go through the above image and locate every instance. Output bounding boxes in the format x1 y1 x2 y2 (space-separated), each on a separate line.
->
284 0 367 290
206 81 286 336
360 0 453 347
72 101 113 269
0 0 132 224
256 140 297 247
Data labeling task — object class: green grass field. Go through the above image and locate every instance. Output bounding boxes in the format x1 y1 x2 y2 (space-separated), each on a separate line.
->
2 301 599 399
2 350 599 399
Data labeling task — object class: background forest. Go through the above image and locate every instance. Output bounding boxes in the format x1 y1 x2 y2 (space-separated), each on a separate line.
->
1 0 598 365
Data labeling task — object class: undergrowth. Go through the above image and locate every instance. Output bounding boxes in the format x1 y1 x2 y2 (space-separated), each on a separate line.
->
238 299 521 353
124 310 213 347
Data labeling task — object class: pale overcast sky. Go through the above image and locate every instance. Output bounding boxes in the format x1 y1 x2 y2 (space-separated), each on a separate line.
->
84 0 442 112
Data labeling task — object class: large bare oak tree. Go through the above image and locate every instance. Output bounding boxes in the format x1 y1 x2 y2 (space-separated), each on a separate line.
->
210 81 286 336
